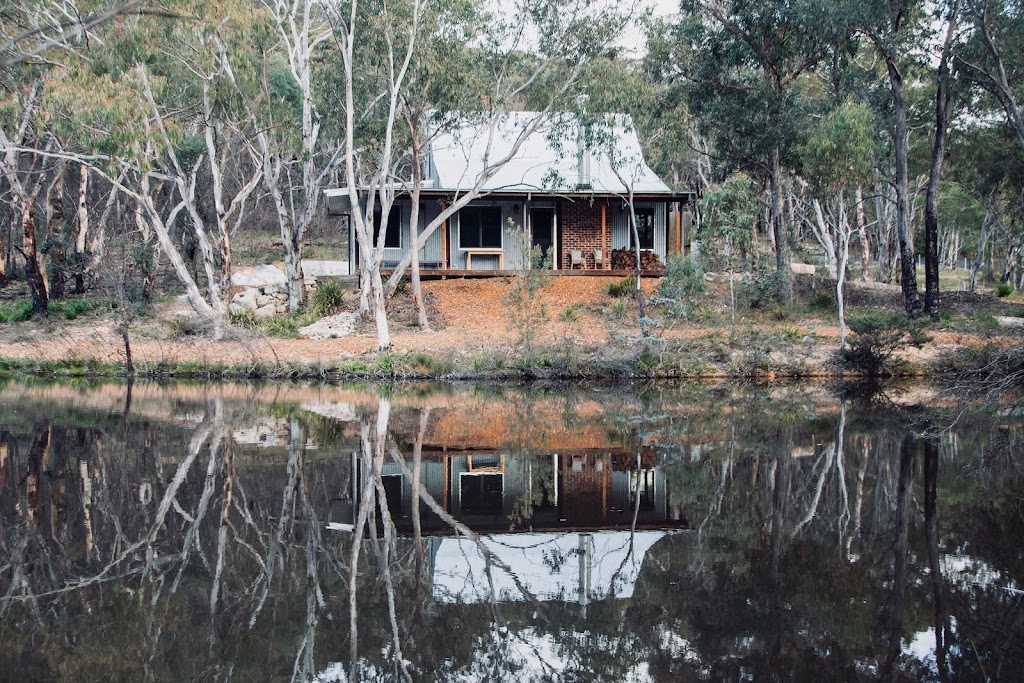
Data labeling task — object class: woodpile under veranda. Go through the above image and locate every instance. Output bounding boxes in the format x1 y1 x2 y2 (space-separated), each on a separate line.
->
610 248 663 271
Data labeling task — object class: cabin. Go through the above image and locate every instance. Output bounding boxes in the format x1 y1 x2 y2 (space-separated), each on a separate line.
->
324 112 695 276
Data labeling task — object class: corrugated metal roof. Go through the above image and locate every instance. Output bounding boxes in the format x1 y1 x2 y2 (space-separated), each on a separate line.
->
428 111 674 195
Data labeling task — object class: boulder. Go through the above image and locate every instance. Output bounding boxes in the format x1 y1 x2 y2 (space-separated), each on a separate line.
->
791 263 816 275
299 312 358 340
995 316 1024 328
232 264 288 288
231 288 259 311
254 303 278 319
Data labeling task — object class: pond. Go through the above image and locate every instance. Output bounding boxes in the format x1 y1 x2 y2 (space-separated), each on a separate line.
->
0 380 1021 681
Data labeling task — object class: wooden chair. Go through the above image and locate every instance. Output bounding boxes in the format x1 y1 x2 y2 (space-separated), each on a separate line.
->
594 249 604 269
570 250 585 269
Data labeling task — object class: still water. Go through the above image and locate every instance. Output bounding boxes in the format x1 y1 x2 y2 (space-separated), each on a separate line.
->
0 380 1021 681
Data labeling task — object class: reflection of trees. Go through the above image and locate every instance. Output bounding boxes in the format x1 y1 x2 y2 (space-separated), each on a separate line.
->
0 384 1021 680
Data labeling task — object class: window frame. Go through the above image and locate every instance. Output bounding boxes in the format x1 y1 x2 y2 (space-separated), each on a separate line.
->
458 205 503 249
628 207 656 251
372 206 403 250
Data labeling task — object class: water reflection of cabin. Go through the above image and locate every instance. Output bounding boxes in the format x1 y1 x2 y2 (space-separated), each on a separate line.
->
330 449 684 536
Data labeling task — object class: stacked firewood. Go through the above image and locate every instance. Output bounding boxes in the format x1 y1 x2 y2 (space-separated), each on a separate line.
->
611 248 663 271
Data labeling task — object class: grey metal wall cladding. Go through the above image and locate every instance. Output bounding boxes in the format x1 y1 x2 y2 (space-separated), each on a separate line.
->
420 461 446 506
451 200 527 270
418 202 443 265
373 200 445 267
610 200 668 260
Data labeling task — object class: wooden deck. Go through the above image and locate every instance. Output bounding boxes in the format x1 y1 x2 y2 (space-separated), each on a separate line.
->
381 268 665 280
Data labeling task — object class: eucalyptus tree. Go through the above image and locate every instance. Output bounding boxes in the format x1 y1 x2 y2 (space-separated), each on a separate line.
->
698 173 758 331
856 0 930 316
128 5 267 333
0 0 153 67
923 0 963 318
255 0 342 315
36 1 271 332
0 79 52 314
959 0 1024 153
799 99 876 348
670 0 846 307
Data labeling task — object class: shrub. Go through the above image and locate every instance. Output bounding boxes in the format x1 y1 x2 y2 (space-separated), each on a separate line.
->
559 303 581 322
0 300 32 323
657 255 705 319
167 315 206 337
739 270 783 309
607 274 637 298
261 311 319 338
809 290 835 313
996 282 1014 297
503 238 552 356
48 298 94 320
230 309 258 329
310 279 346 316
841 311 931 376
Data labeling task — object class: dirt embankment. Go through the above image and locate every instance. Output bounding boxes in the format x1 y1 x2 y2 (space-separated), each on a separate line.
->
0 275 1020 378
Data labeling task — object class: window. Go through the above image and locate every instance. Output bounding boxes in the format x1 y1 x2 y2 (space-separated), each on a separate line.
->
629 208 656 250
460 473 504 515
373 207 402 249
459 206 503 248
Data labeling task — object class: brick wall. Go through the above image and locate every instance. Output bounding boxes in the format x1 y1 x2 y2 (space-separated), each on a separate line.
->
559 200 611 270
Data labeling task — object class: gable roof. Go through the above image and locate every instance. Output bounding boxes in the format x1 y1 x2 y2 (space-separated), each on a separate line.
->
427 111 675 196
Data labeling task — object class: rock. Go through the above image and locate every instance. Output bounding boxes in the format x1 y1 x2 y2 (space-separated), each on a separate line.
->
802 335 815 345
995 316 1024 328
299 312 358 340
255 293 272 308
232 264 288 288
231 288 259 311
302 260 351 278
791 262 816 275
254 303 277 319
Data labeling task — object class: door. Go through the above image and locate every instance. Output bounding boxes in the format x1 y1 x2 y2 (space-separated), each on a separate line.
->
530 208 555 268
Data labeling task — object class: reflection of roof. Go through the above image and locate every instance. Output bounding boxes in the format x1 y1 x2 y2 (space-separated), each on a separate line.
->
431 531 665 604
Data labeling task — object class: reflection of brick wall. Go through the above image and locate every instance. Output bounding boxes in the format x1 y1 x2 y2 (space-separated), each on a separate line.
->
559 200 610 270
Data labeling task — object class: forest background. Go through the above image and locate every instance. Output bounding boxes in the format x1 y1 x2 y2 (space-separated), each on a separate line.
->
2 0 1024 361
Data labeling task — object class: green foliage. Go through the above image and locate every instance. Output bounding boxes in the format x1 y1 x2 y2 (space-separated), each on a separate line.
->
607 274 637 298
403 352 455 376
47 298 95 320
996 282 1014 297
375 353 395 375
0 300 33 323
809 289 836 313
658 254 705 318
230 310 258 329
504 235 552 356
659 254 705 299
799 99 876 192
559 303 582 322
268 57 303 118
259 312 319 338
310 280 346 317
698 174 758 272
739 269 784 309
841 311 932 376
